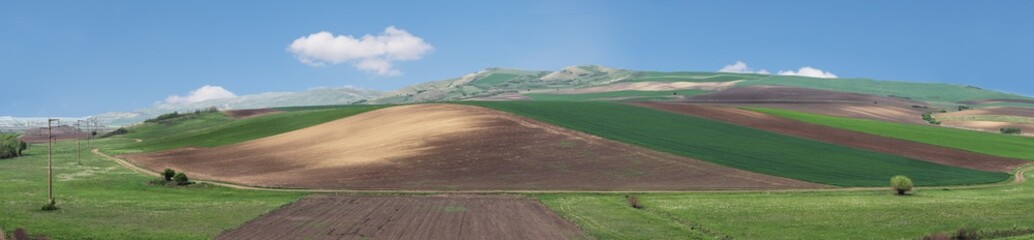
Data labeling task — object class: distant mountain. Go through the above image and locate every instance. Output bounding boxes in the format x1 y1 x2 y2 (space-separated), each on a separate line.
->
95 87 385 126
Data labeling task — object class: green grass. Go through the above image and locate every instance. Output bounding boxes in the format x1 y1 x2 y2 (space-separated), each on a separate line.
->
737 75 1032 104
524 89 710 101
124 105 384 152
538 168 1034 239
751 107 1034 161
471 73 519 87
0 138 303 239
465 101 1008 187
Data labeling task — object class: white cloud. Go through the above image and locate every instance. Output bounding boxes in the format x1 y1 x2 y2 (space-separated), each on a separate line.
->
718 61 770 75
287 26 433 76
777 66 838 79
165 85 237 104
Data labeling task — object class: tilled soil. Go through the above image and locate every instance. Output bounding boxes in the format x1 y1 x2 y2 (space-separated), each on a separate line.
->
123 104 823 190
216 195 587 240
634 102 1027 172
682 85 929 124
223 108 284 119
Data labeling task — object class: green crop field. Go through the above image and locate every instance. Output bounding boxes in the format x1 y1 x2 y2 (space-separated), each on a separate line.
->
124 105 384 153
524 89 710 101
751 108 1034 161
465 101 1008 187
471 73 519 87
737 75 1032 104
0 138 303 239
538 167 1034 239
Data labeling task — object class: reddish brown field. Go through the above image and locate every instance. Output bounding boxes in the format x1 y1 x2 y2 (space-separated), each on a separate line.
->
683 86 929 124
17 125 85 143
223 108 284 119
123 104 822 190
634 102 1027 172
216 195 587 240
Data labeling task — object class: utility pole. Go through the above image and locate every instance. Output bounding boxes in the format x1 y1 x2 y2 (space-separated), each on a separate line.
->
47 118 58 206
75 120 82 165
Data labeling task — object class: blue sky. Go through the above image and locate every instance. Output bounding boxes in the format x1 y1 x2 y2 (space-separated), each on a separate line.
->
2 1 1032 116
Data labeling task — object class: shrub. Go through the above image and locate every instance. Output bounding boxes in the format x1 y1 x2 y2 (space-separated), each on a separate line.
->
173 172 190 185
626 194 642 209
890 175 914 195
0 134 23 159
18 141 27 156
1000 127 1021 135
162 168 176 181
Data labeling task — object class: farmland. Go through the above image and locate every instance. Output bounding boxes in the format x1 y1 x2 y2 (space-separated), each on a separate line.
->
736 75 1033 104
466 101 1009 187
752 107 1034 161
524 89 709 101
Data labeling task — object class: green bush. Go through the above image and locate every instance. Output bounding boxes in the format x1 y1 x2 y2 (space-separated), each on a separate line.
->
1 134 25 159
173 172 190 185
1000 127 1021 135
891 175 914 195
163 168 176 181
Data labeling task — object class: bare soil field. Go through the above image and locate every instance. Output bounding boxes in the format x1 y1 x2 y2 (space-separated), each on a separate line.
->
634 102 1027 172
936 107 1034 119
122 104 822 190
223 108 284 119
17 125 84 143
682 86 929 124
934 107 1034 136
217 195 586 240
959 98 1034 105
939 120 1034 137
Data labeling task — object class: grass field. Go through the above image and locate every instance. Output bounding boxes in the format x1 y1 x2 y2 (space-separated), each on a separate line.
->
471 73 519 87
752 108 1034 161
524 89 710 101
466 101 1008 187
737 75 1032 104
0 138 302 239
538 167 1034 239
124 105 384 153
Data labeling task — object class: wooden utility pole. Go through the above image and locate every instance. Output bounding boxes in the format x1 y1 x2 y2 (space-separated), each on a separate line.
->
75 120 82 165
47 118 58 205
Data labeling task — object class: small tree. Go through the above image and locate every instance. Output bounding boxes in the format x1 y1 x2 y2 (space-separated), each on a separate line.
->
891 175 914 195
18 141 27 156
173 172 190 185
163 168 176 181
1000 127 1022 135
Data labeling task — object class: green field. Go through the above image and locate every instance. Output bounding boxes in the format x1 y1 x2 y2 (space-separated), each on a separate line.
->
737 75 1032 104
124 105 384 153
471 73 520 87
622 71 765 83
538 167 1034 239
465 101 1008 187
752 108 1034 161
0 138 302 239
524 89 710 101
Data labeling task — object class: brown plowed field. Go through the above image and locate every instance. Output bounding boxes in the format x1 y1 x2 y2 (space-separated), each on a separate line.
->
683 86 929 124
18 125 84 143
217 195 587 240
123 104 823 190
223 108 284 119
634 102 1027 172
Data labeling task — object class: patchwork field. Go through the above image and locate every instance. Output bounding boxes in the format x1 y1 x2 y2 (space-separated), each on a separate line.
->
217 195 587 240
466 101 1009 187
683 85 928 124
634 102 1026 172
123 104 820 190
524 89 709 101
753 107 1034 161
736 75 1033 104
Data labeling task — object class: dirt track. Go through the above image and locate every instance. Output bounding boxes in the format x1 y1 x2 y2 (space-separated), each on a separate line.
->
682 86 930 124
634 102 1027 172
216 195 587 240
223 108 284 119
122 104 823 190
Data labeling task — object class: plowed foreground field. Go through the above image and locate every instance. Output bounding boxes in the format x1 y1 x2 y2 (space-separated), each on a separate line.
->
635 102 1026 172
684 85 928 124
216 195 587 240
124 104 820 190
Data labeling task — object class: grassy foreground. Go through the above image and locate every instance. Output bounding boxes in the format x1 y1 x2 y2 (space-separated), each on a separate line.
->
468 101 1008 187
752 107 1034 161
0 138 302 239
538 168 1034 239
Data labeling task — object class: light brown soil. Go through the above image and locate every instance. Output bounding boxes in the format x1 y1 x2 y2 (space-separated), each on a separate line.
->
634 102 1027 172
936 107 1034 119
682 86 930 124
217 195 587 240
122 104 823 190
939 120 1034 137
223 108 284 119
933 107 1034 136
17 125 85 143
